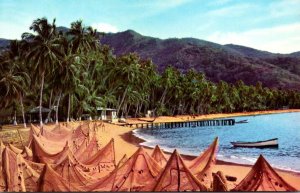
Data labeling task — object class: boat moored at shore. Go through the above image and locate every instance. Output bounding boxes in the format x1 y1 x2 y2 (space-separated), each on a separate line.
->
231 138 278 148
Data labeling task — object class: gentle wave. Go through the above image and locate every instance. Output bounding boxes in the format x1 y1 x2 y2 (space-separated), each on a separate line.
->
132 124 300 174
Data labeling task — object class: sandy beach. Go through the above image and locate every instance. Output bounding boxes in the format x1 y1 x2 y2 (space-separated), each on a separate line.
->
99 109 300 190
1 109 299 190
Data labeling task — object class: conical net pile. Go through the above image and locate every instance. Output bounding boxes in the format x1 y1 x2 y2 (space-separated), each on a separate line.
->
153 149 208 191
232 155 297 191
151 145 168 168
0 121 297 192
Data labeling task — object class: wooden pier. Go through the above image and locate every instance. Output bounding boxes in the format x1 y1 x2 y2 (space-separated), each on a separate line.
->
126 118 235 129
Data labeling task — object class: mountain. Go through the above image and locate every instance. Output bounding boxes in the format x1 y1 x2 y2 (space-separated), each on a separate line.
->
0 38 10 52
101 30 300 90
1 29 300 90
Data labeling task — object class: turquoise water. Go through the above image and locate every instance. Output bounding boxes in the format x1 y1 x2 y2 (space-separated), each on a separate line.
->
133 112 300 172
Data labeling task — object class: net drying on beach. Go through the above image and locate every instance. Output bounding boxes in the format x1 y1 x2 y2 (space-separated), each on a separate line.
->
0 121 297 192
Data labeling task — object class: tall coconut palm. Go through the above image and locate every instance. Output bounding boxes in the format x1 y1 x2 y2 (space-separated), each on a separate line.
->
0 40 30 128
0 67 30 128
22 17 62 126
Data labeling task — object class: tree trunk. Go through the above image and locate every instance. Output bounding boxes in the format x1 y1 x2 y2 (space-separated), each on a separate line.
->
56 91 62 125
39 72 45 127
13 110 18 125
159 87 168 105
134 102 139 118
45 89 53 124
67 94 71 123
20 95 27 128
126 104 131 118
117 88 127 116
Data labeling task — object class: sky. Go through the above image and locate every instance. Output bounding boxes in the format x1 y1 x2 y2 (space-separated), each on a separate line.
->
0 0 300 53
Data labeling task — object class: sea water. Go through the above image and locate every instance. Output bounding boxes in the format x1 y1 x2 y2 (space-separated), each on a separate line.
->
133 112 300 172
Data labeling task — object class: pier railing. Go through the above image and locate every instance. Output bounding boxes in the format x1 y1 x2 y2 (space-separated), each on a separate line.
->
125 118 235 129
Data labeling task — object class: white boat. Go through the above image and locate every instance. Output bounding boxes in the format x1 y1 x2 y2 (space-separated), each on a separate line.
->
231 138 278 148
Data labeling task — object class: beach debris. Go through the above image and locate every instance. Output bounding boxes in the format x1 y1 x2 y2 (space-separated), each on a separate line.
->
151 145 168 167
225 175 237 182
153 149 208 192
232 155 297 191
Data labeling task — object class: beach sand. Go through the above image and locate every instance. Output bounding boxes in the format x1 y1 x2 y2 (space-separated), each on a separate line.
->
99 109 300 190
1 109 300 190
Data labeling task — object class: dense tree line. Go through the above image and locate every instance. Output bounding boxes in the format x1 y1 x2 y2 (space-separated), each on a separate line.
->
1 18 300 126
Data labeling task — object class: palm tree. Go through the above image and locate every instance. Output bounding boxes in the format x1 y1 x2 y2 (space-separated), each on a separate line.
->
0 40 30 128
0 65 30 128
22 17 62 126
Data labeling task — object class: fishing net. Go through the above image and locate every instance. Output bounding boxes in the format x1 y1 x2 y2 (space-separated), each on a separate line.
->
2 147 42 192
22 146 33 161
39 164 83 192
151 145 168 168
0 141 6 191
87 147 162 192
75 135 100 162
212 171 229 191
232 155 297 191
117 154 128 168
189 137 219 188
153 149 208 192
52 147 99 186
31 135 70 164
8 143 23 154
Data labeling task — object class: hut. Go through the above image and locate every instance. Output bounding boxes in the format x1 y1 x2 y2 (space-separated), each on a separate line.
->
96 107 117 122
27 106 51 123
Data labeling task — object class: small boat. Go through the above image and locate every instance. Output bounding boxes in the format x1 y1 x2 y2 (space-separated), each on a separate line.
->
236 119 248 124
231 138 278 148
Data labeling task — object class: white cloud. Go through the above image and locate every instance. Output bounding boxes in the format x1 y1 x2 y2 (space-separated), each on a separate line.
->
0 21 29 39
91 23 118 33
268 0 300 18
206 23 300 53
208 3 255 17
135 0 192 10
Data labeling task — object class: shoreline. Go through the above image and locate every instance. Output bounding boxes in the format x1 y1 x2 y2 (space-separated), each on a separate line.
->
122 109 300 127
116 110 300 189
121 130 300 175
1 109 300 190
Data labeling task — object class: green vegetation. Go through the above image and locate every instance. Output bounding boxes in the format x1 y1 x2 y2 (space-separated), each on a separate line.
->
1 18 300 125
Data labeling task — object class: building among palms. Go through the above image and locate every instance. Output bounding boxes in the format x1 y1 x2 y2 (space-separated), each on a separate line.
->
96 107 118 122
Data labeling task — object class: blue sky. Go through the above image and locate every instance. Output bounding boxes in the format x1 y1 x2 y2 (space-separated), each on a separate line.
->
0 0 300 53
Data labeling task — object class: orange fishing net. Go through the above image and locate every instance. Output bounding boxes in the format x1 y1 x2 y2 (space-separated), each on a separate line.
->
1 121 298 192
0 141 6 191
75 135 100 162
153 149 208 192
52 146 100 186
189 137 219 188
39 164 83 192
212 171 228 191
232 155 297 191
151 145 168 168
87 147 162 191
2 147 42 192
